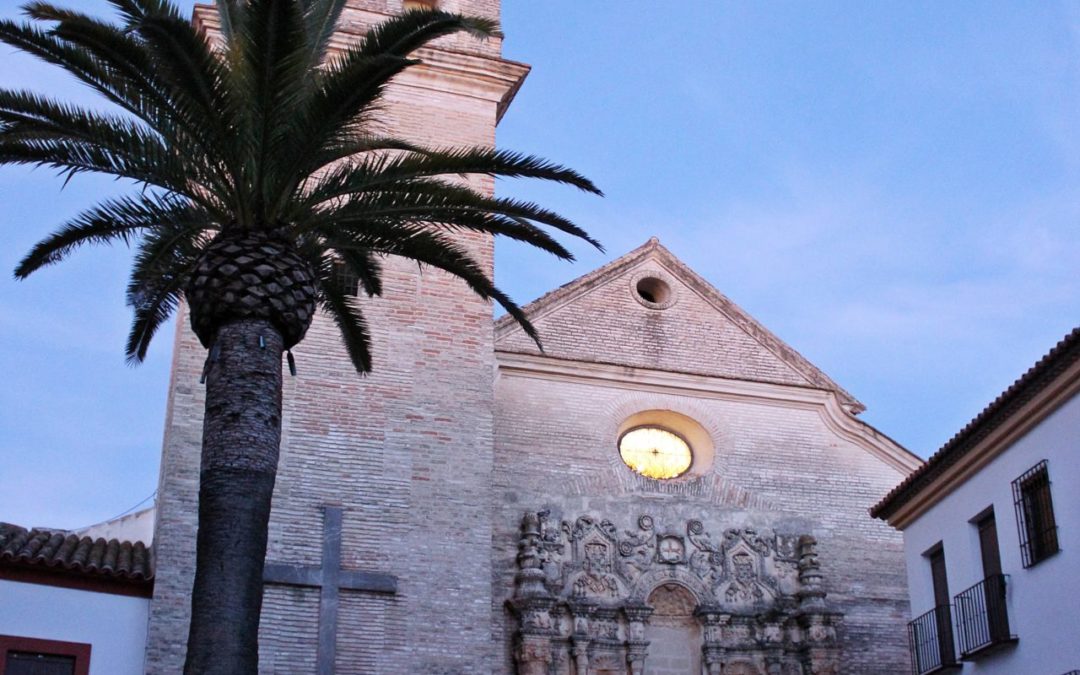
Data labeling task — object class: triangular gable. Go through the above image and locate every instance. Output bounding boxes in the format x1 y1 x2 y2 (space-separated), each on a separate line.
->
495 238 864 412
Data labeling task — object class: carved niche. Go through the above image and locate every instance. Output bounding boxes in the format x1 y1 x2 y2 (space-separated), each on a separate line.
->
508 510 843 675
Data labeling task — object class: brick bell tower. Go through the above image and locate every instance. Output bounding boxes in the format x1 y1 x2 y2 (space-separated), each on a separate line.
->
145 1 528 672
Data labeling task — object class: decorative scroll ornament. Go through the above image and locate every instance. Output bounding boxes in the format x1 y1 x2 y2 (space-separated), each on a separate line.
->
510 510 844 675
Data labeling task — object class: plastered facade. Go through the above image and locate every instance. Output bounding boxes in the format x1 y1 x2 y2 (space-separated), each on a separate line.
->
901 390 1080 674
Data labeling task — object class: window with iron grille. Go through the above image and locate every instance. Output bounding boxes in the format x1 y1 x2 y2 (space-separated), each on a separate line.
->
1012 460 1059 568
331 261 360 297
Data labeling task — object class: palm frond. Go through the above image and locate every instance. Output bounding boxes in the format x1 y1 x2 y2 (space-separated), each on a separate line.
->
0 134 220 210
4 1 601 367
230 0 311 224
306 191 574 260
0 19 138 113
313 176 602 250
106 0 185 24
301 148 603 209
0 13 230 186
276 9 499 197
307 248 374 372
0 89 228 205
214 0 244 42
357 9 499 57
127 12 235 147
125 222 206 362
299 0 348 71
15 192 212 278
271 52 415 209
315 224 541 347
305 134 432 180
334 247 383 297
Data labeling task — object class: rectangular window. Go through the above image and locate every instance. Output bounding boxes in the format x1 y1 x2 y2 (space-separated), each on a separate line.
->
1012 460 1059 567
954 512 1016 660
0 636 90 675
976 509 1002 578
907 544 958 672
331 261 360 297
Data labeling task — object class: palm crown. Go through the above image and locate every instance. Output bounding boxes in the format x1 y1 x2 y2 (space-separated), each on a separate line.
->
2 1 602 670
2 0 602 372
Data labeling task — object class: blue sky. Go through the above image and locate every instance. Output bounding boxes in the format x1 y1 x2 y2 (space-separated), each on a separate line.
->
1 1 1077 530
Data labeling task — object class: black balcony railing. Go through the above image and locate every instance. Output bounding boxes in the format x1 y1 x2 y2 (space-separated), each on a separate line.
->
955 574 1016 657
908 604 960 674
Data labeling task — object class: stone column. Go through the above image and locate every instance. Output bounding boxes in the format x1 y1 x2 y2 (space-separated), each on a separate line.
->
795 537 842 675
695 606 729 675
795 536 824 607
510 513 556 675
515 635 552 675
568 602 594 675
762 621 785 675
570 639 589 675
623 603 652 675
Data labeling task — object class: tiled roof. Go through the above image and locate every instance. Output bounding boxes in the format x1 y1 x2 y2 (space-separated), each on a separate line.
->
871 326 1080 521
0 522 153 583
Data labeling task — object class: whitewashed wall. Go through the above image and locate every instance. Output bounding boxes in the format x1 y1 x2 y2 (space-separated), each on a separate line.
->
0 580 149 675
902 393 1080 674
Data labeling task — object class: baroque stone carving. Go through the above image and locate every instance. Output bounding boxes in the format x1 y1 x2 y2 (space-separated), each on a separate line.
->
509 510 844 675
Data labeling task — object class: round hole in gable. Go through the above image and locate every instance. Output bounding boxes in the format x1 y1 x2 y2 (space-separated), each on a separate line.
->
636 276 671 305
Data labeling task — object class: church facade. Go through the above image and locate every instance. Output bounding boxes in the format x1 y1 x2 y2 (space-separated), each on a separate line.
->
141 1 921 673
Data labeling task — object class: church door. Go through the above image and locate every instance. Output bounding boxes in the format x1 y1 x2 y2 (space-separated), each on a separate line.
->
645 583 702 675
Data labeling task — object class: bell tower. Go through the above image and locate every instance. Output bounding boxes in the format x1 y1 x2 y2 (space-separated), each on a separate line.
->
145 1 528 671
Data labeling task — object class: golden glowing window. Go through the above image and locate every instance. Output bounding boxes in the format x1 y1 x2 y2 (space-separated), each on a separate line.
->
619 426 692 479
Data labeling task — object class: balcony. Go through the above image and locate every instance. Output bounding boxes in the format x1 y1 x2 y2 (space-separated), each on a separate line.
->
908 605 961 674
954 574 1017 658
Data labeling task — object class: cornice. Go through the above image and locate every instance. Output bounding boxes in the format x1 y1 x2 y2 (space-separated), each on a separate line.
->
384 47 530 119
192 5 530 121
495 351 919 474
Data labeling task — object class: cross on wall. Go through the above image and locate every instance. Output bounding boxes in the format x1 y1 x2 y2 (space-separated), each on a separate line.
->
263 506 397 674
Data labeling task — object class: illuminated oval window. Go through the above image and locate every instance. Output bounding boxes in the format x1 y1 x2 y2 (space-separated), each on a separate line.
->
619 426 692 479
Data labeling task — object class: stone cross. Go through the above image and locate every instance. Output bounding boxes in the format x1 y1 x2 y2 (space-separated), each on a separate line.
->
263 506 397 674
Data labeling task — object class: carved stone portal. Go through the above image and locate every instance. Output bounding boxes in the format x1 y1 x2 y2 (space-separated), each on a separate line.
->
508 511 843 675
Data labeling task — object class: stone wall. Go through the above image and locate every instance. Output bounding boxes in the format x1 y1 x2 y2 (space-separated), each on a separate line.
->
491 253 916 674
492 368 913 674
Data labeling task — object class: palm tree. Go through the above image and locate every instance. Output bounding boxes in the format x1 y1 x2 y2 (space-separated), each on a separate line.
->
0 0 601 671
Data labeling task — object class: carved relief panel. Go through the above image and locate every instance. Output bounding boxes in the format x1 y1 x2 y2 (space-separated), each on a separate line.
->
509 510 843 675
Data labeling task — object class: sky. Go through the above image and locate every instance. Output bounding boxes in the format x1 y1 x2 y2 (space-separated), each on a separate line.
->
1 1 1078 530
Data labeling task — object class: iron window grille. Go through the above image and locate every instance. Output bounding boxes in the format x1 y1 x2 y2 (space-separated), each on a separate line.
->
908 605 960 674
1012 460 1059 568
954 574 1016 657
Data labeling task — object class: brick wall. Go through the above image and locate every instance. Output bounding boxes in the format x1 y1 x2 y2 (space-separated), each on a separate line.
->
145 1 519 672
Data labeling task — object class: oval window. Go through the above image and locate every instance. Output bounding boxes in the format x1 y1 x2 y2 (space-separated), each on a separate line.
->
619 426 692 479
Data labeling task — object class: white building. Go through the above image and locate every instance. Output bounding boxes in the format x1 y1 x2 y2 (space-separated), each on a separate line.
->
0 524 152 675
873 327 1080 675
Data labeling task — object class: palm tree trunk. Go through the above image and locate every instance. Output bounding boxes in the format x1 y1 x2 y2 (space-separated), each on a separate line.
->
184 318 284 674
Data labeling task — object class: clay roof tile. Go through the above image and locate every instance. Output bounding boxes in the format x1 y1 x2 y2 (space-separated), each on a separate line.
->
0 522 154 585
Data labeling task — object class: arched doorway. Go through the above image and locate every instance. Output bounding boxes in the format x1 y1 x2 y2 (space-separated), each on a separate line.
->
645 583 701 675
